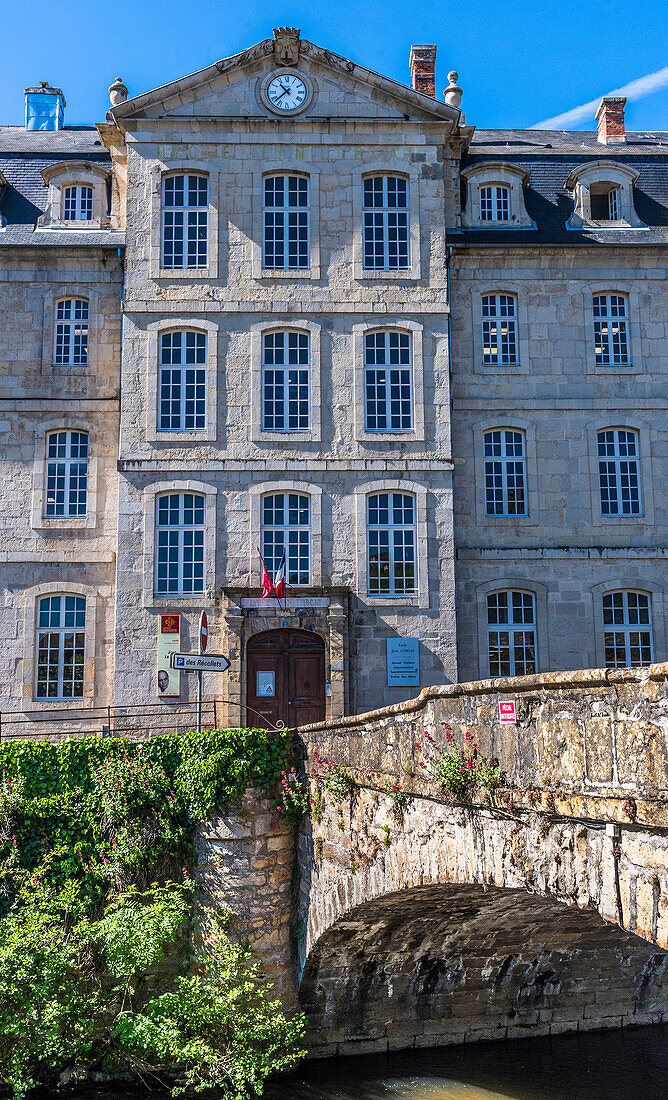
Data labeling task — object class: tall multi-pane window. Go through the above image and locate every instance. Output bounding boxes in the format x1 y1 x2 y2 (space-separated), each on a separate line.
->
603 591 653 667
364 331 413 431
480 185 509 222
597 429 641 516
35 595 86 699
262 331 310 431
590 184 620 221
54 299 89 366
158 331 206 431
487 590 537 677
162 174 208 269
155 493 205 595
363 176 409 270
367 493 416 596
262 493 310 585
482 294 517 365
484 430 526 516
593 294 629 366
263 175 309 269
45 431 88 517
62 185 92 221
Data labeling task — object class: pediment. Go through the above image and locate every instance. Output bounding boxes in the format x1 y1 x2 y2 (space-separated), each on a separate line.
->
109 37 460 127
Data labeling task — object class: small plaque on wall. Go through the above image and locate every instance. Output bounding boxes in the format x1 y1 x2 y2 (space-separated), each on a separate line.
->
387 637 420 687
157 613 181 698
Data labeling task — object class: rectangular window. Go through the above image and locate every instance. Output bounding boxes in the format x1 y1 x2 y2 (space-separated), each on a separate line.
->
367 492 416 596
45 430 88 517
480 185 509 222
487 590 536 677
263 176 309 270
482 294 517 366
593 294 629 366
155 493 205 595
364 331 413 431
262 331 310 431
603 591 653 667
262 493 310 585
597 429 641 516
484 430 526 516
35 595 86 699
158 331 207 431
54 298 89 366
162 174 208 269
63 186 93 221
363 176 409 270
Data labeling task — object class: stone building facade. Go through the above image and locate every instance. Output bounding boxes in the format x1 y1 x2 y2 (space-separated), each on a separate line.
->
0 32 666 729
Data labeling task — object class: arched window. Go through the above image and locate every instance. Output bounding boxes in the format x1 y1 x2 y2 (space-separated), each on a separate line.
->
162 174 208 269
35 594 86 699
367 492 416 596
597 429 641 516
590 183 620 221
45 430 88 517
482 294 518 366
62 185 92 221
364 330 413 431
487 590 536 677
263 175 309 269
593 294 629 366
158 330 207 431
484 430 526 516
262 331 310 431
54 298 89 366
602 591 653 667
480 184 509 222
155 493 205 595
261 493 310 585
363 175 409 270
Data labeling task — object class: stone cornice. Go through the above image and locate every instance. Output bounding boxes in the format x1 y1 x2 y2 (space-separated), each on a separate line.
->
117 456 454 474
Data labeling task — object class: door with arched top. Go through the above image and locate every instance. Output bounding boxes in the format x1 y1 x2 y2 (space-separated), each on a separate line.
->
246 629 325 729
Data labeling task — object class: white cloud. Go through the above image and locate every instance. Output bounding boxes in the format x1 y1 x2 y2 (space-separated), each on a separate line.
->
530 65 668 129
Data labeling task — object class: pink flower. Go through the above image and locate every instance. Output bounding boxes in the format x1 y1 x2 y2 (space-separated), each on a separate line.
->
11 835 16 848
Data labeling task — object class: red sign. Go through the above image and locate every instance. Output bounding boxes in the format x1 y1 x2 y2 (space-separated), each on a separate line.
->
160 614 180 634
199 610 208 653
499 700 516 723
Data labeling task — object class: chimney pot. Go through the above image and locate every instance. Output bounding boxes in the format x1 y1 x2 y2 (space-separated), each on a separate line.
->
24 82 65 131
409 44 437 98
596 96 626 144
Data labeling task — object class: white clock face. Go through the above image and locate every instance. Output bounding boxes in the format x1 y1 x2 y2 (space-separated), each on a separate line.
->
267 73 308 112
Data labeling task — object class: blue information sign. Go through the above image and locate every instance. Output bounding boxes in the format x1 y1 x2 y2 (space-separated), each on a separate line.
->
387 637 420 687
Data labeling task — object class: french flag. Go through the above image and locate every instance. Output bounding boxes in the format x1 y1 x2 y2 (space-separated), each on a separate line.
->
274 549 286 602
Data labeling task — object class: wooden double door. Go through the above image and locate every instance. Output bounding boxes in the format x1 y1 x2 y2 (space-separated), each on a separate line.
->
246 629 326 730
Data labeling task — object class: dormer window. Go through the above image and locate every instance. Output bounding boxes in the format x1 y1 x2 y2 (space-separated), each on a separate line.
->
39 161 110 229
63 185 93 222
461 162 532 229
565 161 645 229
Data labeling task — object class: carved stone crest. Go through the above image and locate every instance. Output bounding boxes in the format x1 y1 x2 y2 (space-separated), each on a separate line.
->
273 26 301 66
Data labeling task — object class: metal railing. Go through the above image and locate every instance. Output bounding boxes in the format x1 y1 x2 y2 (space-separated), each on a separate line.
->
0 699 224 741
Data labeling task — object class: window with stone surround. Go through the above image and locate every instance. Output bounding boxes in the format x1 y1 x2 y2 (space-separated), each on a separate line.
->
484 430 526 516
54 298 89 366
364 330 413 431
597 429 641 516
602 590 653 667
262 331 310 431
158 330 207 432
487 590 537 677
155 492 205 596
35 595 86 700
161 174 208 269
261 493 310 586
62 185 92 222
482 294 518 366
565 161 644 229
263 174 309 270
367 492 417 597
461 163 532 230
363 175 410 270
480 185 509 222
593 294 629 366
39 161 110 228
44 430 88 517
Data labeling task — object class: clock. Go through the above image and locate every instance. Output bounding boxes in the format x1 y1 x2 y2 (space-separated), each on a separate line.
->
265 73 309 113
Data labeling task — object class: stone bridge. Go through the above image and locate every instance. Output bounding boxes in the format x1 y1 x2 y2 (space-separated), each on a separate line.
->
196 662 668 1056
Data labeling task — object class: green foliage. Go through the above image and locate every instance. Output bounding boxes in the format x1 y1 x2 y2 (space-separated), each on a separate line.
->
0 728 306 1097
310 751 354 802
416 725 505 798
276 767 310 824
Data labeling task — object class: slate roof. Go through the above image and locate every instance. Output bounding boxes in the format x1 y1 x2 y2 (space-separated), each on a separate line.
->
454 129 668 247
0 126 124 248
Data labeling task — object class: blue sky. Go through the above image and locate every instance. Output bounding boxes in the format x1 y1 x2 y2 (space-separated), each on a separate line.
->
2 0 667 131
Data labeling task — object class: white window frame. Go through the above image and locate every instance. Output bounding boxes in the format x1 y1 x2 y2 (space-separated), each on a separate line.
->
158 330 207 433
461 163 533 230
470 289 529 374
484 429 526 517
481 293 518 366
261 491 311 587
353 321 426 442
142 481 217 608
34 594 87 701
250 321 321 443
363 330 413 432
161 173 209 270
146 319 218 443
154 491 207 597
262 173 310 272
355 480 429 609
486 589 537 678
44 429 88 518
53 297 89 366
249 480 323 587
480 184 510 223
587 419 654 527
362 174 410 271
366 491 418 599
251 165 320 279
352 165 422 282
565 160 645 229
473 419 539 528
593 293 630 367
31 419 98 532
149 163 218 280
39 161 110 228
583 283 642 375
261 330 311 432
62 185 92 222
597 428 642 517
601 590 653 668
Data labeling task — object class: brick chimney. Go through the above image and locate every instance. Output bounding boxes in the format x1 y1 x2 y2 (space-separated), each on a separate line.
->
409 45 437 98
596 96 627 144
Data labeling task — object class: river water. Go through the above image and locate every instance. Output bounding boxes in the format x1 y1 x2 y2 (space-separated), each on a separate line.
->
264 1025 668 1099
